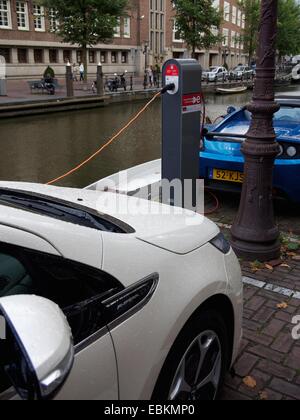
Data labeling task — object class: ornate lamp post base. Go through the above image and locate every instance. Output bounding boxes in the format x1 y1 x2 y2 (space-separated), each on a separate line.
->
231 237 281 262
230 0 281 262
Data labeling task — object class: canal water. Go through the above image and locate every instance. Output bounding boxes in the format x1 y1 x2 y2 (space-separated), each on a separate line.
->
0 86 299 188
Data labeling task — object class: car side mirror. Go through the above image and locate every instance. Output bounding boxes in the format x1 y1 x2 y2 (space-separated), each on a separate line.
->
0 295 74 400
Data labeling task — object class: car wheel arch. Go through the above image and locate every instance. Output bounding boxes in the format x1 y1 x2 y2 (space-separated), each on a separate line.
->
151 293 235 400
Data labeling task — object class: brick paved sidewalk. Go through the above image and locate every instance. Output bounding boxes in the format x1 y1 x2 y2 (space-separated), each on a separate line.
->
206 193 300 400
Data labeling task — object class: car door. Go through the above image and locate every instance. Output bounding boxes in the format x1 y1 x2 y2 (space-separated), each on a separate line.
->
0 229 120 400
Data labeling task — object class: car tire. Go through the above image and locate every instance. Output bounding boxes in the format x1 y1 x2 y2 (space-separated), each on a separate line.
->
152 309 230 401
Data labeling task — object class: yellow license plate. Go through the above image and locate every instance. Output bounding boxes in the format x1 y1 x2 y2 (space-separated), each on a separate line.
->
212 169 244 183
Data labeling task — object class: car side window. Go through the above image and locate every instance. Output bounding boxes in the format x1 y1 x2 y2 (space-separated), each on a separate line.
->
0 243 123 345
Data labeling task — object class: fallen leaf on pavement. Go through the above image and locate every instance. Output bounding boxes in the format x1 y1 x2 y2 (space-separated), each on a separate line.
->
287 252 297 257
265 264 274 271
243 376 257 389
267 259 283 268
292 256 300 261
259 391 268 401
280 264 290 268
277 302 288 309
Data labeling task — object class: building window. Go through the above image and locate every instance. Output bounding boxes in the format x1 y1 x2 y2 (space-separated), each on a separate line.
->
49 8 58 32
63 50 71 63
173 20 183 42
33 4 45 31
222 28 229 47
121 51 128 63
16 1 29 30
0 0 12 29
89 50 95 64
212 0 220 10
100 51 107 63
34 48 43 63
237 10 242 27
231 31 236 48
49 48 58 63
76 50 83 63
223 1 230 22
17 48 27 63
0 47 10 63
232 6 237 25
123 17 130 38
150 0 165 56
114 18 121 37
111 51 118 63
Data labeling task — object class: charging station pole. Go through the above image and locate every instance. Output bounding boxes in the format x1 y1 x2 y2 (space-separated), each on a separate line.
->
162 59 202 208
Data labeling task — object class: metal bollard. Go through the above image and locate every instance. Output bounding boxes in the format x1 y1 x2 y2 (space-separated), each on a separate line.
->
96 63 104 96
66 62 74 97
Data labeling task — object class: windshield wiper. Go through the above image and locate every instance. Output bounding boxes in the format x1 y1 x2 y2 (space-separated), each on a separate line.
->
0 191 121 233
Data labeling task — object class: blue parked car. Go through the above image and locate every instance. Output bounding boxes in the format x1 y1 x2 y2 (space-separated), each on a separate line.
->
200 96 300 203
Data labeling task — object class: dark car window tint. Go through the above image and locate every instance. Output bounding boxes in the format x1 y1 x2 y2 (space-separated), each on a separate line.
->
0 245 123 345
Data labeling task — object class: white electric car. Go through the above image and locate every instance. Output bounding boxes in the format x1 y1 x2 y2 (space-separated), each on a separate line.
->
0 181 243 400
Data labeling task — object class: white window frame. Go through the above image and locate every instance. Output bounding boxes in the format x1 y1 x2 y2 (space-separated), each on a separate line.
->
173 19 184 43
237 10 242 27
0 0 12 29
123 17 131 38
114 18 121 38
49 8 59 32
212 0 220 10
33 4 45 32
222 28 229 47
231 31 236 48
224 1 230 22
232 6 237 25
16 1 29 31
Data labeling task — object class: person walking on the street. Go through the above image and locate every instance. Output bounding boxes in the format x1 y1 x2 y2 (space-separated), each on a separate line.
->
79 63 85 81
73 64 79 81
148 66 154 87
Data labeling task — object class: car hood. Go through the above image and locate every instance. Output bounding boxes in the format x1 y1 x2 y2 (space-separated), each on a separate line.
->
0 182 219 255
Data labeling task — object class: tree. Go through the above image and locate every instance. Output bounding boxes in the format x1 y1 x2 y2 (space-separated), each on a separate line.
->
240 0 300 64
238 0 260 66
42 0 128 80
172 0 222 58
277 0 300 59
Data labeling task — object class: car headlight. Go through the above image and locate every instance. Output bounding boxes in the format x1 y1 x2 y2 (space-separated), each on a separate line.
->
287 146 297 158
210 233 231 254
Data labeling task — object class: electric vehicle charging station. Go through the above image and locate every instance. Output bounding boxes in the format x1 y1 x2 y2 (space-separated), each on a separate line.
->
162 59 202 208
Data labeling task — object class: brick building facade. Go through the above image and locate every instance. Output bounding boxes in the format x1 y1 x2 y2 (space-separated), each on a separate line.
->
0 0 246 79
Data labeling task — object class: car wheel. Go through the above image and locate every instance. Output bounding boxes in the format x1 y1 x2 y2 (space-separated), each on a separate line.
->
152 310 230 401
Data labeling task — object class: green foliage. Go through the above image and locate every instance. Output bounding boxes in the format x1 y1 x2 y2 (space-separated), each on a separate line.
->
278 0 300 58
43 66 55 78
173 0 222 57
41 0 128 80
240 0 300 62
238 0 260 64
42 0 128 47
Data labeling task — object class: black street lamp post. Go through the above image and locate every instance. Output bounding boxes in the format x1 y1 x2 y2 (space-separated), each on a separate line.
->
231 0 281 262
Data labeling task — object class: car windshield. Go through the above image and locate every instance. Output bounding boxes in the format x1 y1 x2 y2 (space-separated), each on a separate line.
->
244 106 300 123
234 66 244 71
274 106 300 122
209 67 218 72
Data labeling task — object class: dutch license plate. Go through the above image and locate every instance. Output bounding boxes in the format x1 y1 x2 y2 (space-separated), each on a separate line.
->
211 169 244 183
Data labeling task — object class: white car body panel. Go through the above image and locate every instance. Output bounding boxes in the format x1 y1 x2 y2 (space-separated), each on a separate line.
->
0 169 243 400
55 330 118 401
